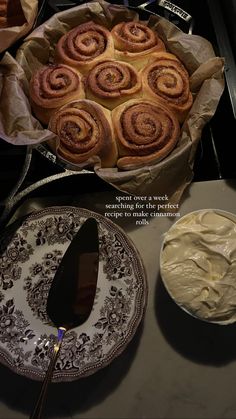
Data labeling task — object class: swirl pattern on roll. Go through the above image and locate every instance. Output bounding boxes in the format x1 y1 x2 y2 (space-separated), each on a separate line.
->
142 52 193 122
55 21 114 73
111 21 164 53
112 99 180 170
30 64 83 108
85 59 142 109
49 100 118 168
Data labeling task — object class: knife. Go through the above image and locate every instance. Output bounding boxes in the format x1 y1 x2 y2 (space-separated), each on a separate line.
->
30 217 99 419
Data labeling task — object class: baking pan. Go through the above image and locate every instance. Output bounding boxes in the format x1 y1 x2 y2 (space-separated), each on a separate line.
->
0 0 215 229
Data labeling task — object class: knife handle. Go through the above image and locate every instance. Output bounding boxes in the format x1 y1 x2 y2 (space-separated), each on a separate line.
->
30 327 66 419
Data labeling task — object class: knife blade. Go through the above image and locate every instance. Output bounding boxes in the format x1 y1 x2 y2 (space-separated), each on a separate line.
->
30 216 99 419
46 216 99 329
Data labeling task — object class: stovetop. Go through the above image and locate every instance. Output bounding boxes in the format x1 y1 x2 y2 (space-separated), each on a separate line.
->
0 0 236 221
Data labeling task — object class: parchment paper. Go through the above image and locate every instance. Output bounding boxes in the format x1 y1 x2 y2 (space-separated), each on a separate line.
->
0 0 225 203
0 0 38 54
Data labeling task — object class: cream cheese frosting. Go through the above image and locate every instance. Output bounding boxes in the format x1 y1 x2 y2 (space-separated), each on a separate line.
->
160 210 236 324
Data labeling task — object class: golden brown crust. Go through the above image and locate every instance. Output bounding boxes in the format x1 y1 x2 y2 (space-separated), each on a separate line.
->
0 0 26 27
85 59 142 110
48 99 118 168
141 52 193 122
111 21 166 70
0 16 7 28
29 64 85 125
112 99 180 170
55 21 115 75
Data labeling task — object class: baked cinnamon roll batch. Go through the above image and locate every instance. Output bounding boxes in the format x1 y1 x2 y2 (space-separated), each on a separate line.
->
29 20 193 170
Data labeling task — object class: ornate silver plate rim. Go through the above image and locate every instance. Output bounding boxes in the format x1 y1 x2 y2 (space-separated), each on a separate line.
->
0 206 147 382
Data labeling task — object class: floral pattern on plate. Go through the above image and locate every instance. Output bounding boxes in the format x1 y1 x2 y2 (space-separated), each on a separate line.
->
0 207 147 382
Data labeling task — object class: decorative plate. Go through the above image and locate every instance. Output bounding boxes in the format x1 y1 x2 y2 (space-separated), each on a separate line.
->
0 207 147 382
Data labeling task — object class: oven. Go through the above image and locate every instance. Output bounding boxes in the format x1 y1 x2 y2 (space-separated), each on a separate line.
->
0 0 235 227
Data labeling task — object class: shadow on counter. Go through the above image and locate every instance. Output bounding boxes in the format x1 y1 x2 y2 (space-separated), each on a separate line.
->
0 320 144 418
155 274 236 366
225 178 236 191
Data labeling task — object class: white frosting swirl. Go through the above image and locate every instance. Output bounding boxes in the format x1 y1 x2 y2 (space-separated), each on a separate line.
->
160 210 236 324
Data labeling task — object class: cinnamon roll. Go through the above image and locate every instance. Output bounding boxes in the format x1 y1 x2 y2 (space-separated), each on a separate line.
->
142 52 193 122
112 99 180 170
85 59 142 110
111 21 166 70
55 21 114 74
48 99 118 168
29 64 85 125
0 0 7 27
